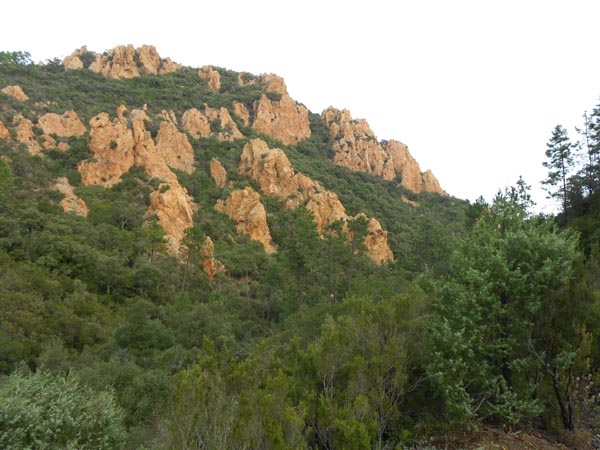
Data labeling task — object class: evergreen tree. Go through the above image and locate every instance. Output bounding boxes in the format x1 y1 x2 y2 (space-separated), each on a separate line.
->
542 125 577 221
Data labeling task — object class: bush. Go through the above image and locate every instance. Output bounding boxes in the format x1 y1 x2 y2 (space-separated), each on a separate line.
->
0 368 127 449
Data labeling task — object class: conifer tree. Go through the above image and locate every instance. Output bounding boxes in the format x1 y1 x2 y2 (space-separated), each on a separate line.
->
542 125 576 221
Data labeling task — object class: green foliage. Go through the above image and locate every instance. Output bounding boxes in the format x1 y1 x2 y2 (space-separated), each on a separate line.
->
422 187 587 428
0 369 126 449
0 50 32 65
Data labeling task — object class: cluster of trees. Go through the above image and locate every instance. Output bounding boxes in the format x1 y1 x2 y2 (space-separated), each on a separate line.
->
542 101 600 252
1 54 600 449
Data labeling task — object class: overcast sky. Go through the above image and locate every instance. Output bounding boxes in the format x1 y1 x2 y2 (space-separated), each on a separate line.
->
3 0 600 211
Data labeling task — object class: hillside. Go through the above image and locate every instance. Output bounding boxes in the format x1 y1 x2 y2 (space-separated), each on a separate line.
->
1 46 598 450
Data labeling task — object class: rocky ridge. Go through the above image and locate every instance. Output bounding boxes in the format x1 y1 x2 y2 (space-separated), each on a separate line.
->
252 74 311 145
64 45 180 79
215 186 276 254
322 107 444 195
239 138 394 264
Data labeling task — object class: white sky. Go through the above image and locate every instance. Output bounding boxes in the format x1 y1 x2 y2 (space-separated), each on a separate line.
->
3 0 600 211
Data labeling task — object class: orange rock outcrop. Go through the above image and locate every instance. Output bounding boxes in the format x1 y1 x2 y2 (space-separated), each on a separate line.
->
13 114 41 155
65 45 180 79
239 139 393 263
322 107 444 195
232 102 250 127
204 106 243 141
215 186 276 254
199 66 221 92
54 177 88 217
210 158 227 188
155 120 195 173
0 121 9 140
200 236 224 279
252 74 311 145
77 106 195 255
2 85 29 101
182 108 211 139
37 110 86 137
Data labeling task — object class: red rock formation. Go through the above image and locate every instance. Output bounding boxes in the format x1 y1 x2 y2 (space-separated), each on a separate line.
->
2 85 29 101
0 121 9 140
155 120 195 173
77 106 196 255
37 110 86 137
13 114 41 155
204 106 243 141
233 101 250 127
182 108 211 139
199 66 221 91
54 177 88 217
215 187 276 254
322 107 445 195
200 236 224 279
210 158 227 188
66 45 180 79
252 74 311 145
239 139 393 263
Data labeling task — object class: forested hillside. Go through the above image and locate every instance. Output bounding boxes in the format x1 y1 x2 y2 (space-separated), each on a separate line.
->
1 47 600 450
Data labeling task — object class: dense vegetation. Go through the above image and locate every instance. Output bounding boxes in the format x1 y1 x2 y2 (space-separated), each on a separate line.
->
1 51 600 449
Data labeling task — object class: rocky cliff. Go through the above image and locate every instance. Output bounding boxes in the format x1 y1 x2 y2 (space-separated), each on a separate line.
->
215 187 276 254
77 106 195 255
63 45 180 79
239 138 393 264
322 107 444 195
252 75 311 145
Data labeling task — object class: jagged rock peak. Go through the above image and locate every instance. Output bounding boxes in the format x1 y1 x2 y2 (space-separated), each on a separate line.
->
2 85 29 101
215 186 276 254
63 45 180 79
198 66 221 92
0 120 10 140
210 158 227 188
77 106 196 254
322 107 445 196
38 110 86 137
252 74 311 145
239 138 393 264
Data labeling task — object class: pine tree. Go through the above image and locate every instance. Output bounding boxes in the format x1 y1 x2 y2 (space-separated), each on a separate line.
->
542 125 576 221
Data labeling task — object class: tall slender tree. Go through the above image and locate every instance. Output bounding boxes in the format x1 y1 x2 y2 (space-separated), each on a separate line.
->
542 125 577 221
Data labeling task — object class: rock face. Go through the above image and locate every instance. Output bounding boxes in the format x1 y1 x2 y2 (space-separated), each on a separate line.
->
252 74 311 145
322 107 444 195
204 106 243 141
54 177 88 217
13 114 41 155
77 106 195 255
182 106 243 141
0 121 9 140
210 158 227 188
2 85 29 102
182 108 211 139
239 139 393 263
361 215 395 263
200 236 224 279
215 187 276 254
37 110 86 137
199 66 221 92
65 45 180 79
155 120 195 173
233 102 250 127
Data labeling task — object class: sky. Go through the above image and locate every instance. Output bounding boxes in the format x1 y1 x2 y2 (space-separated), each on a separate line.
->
3 0 600 211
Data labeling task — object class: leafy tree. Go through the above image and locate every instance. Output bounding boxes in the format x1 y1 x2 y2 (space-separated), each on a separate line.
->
542 125 577 221
0 50 32 65
0 369 126 449
423 187 583 427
